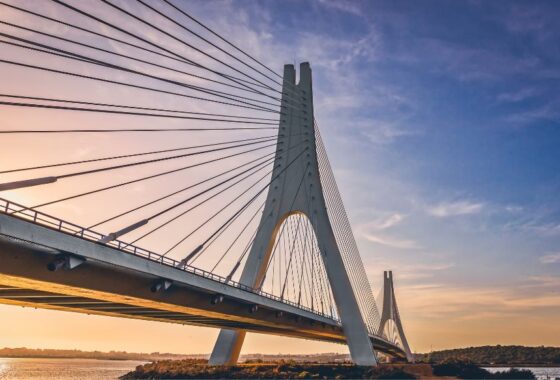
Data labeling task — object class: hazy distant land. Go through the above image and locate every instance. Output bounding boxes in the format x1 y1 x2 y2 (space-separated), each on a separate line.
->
2 345 559 365
0 347 192 361
0 347 348 363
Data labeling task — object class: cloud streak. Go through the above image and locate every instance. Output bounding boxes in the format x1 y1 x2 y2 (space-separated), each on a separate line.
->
539 253 560 264
363 232 420 250
428 200 484 218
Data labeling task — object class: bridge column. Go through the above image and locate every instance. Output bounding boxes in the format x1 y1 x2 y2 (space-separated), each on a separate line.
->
378 271 414 362
209 62 378 366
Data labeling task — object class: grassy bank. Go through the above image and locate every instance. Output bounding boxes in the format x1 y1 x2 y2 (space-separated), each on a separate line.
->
121 360 428 379
121 359 537 379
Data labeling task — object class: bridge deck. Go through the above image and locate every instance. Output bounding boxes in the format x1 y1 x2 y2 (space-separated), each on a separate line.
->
0 199 405 359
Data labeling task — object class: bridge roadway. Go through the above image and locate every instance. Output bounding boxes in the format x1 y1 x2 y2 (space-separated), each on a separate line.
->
0 199 405 359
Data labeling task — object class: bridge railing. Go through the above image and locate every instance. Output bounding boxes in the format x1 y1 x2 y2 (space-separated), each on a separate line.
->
0 197 339 323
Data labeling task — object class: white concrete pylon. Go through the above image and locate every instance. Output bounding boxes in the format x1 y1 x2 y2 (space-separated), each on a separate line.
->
378 271 414 362
208 62 378 366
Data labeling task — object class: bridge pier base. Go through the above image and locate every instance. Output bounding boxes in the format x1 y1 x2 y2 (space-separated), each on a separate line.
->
208 329 245 365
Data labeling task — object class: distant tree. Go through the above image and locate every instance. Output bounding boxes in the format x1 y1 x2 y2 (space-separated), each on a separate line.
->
415 345 560 365
491 368 535 380
432 360 535 380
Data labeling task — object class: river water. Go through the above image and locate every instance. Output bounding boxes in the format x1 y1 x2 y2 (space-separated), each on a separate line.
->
0 358 146 379
0 358 559 379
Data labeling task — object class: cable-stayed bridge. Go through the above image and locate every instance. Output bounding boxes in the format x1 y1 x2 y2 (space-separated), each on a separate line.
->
0 0 412 366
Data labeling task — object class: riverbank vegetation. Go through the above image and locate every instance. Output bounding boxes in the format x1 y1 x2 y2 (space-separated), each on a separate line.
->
432 360 535 379
417 345 560 365
121 359 537 379
121 360 425 379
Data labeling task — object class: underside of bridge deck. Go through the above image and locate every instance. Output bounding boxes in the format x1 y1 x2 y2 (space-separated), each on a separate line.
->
0 213 405 360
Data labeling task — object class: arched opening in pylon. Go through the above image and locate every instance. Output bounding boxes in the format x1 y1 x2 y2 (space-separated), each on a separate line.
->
382 319 404 348
259 212 338 319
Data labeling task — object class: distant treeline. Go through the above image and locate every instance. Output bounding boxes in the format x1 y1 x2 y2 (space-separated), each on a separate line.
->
0 347 196 361
0 347 349 362
417 345 560 365
3 345 559 365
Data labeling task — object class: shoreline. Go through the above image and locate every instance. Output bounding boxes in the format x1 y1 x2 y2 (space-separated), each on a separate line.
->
0 356 149 361
1 356 559 367
481 364 560 368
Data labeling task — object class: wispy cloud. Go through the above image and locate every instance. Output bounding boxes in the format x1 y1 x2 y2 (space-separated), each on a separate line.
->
504 205 523 213
399 276 560 320
428 200 484 218
296 29 380 72
363 232 420 250
356 213 420 249
388 35 542 83
511 220 560 237
526 275 560 288
497 87 540 103
397 263 455 280
317 0 364 17
360 213 406 230
360 122 419 145
539 252 560 264
504 101 560 125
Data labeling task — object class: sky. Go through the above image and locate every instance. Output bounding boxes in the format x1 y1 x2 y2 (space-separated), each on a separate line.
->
0 0 559 355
